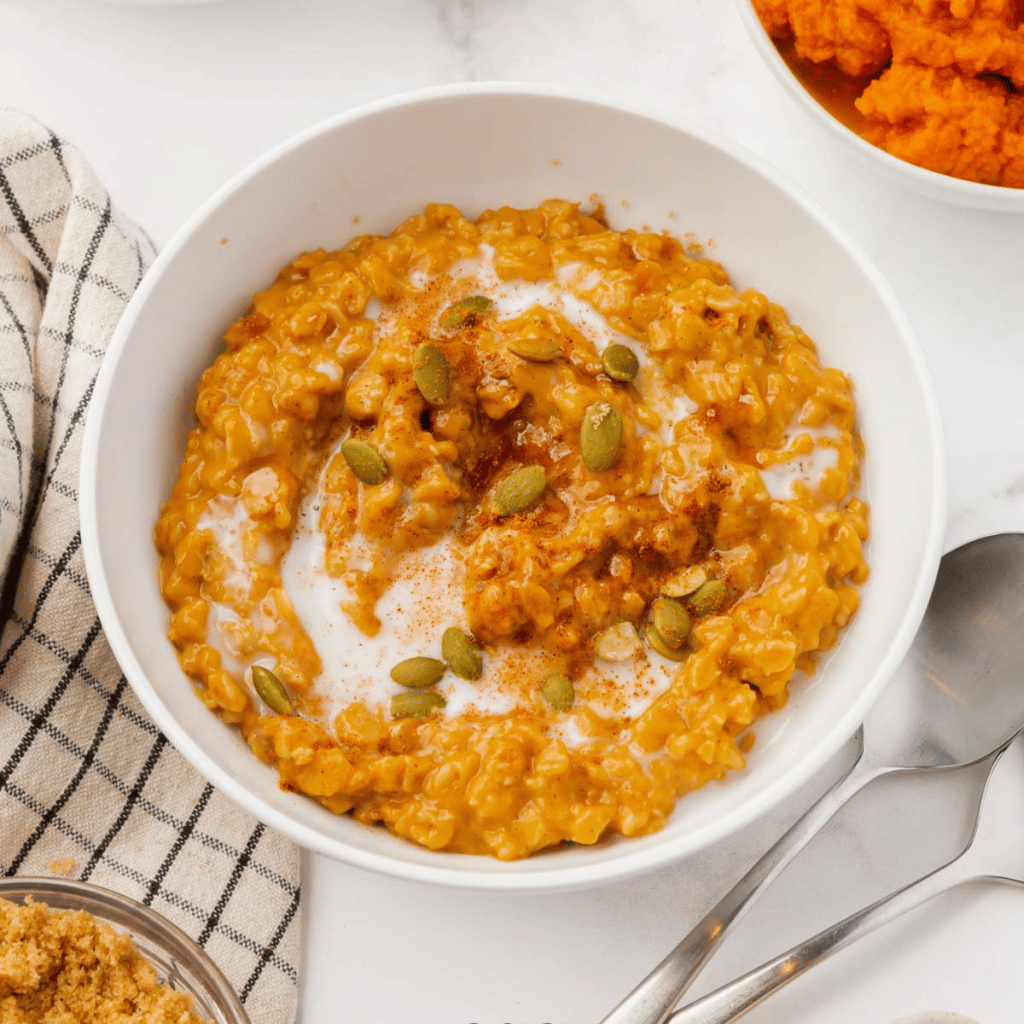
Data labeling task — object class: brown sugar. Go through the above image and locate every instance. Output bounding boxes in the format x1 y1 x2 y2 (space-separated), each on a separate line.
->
0 897 213 1024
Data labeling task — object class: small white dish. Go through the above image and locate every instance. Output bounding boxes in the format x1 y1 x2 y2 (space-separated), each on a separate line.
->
80 82 945 891
733 0 1024 211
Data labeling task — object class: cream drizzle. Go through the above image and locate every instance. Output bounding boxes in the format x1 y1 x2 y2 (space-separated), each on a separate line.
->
197 243 847 746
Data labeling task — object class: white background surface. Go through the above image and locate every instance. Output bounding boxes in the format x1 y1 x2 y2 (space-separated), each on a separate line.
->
3 1 1022 1022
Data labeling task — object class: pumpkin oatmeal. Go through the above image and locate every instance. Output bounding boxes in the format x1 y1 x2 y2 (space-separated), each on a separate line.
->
155 200 868 860
754 0 1024 187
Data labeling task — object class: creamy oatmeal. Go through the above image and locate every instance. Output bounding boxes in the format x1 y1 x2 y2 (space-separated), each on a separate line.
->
156 200 868 859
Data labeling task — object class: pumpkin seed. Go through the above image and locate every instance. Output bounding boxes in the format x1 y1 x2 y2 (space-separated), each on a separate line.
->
580 403 623 472
602 344 640 382
341 439 389 485
689 579 727 618
390 657 447 689
391 691 446 718
593 621 642 662
506 337 563 362
251 666 292 715
441 627 483 681
661 565 708 598
756 317 775 350
540 674 575 711
493 465 546 517
439 295 493 331
412 343 450 405
645 623 689 662
651 598 691 649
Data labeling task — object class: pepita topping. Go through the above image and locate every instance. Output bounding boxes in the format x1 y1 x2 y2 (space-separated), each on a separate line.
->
439 294 493 331
412 343 450 405
251 665 293 715
593 621 643 662
441 627 484 681
340 439 389 485
391 691 447 718
492 465 546 517
661 565 708 598
602 343 640 382
645 623 689 663
689 580 728 618
390 657 447 689
540 674 575 711
506 336 564 362
650 598 691 650
580 402 624 473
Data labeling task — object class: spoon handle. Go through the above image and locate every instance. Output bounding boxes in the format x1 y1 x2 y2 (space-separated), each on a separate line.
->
664 856 970 1024
599 732 875 1024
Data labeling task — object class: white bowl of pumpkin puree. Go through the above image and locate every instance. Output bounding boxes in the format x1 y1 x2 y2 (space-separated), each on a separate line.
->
738 0 1024 208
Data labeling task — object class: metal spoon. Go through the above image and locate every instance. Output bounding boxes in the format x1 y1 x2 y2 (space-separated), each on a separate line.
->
668 731 1024 1023
602 532 1024 1024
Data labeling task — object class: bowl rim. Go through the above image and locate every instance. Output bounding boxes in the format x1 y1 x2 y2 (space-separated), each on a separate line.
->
0 875 249 1023
80 80 947 891
731 0 1024 207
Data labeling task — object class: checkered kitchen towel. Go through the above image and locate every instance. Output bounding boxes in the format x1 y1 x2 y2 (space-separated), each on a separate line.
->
0 110 300 1023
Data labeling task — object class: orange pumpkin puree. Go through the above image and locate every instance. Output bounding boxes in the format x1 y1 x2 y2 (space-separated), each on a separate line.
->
755 0 1024 187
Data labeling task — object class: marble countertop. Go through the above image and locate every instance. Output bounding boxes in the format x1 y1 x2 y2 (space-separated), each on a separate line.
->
3 0 1022 1021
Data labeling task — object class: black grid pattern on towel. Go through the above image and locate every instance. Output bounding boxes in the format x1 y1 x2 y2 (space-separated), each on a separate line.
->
0 110 300 1022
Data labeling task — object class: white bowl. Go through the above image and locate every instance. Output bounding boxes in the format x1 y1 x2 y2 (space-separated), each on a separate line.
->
81 83 945 891
733 0 1024 211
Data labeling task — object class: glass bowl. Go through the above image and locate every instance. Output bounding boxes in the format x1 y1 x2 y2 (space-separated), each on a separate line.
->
0 876 249 1024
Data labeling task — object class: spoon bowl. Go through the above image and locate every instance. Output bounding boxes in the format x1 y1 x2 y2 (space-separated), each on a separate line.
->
898 532 1024 768
603 532 1024 1024
667 731 1024 1023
